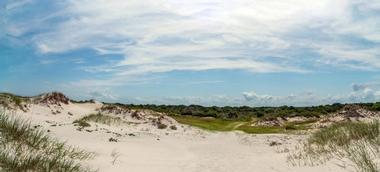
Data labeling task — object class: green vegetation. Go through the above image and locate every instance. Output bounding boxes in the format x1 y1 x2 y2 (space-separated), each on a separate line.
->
173 116 288 134
74 113 124 126
173 116 243 131
289 121 380 172
0 111 93 172
120 103 380 134
283 119 318 131
363 102 380 111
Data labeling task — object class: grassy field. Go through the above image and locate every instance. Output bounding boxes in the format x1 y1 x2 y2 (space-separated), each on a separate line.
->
173 115 298 134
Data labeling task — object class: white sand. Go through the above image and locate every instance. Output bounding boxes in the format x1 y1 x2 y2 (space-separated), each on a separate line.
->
8 102 351 172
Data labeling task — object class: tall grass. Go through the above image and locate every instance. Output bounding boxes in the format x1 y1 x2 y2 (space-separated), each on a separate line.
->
288 121 380 172
0 111 93 172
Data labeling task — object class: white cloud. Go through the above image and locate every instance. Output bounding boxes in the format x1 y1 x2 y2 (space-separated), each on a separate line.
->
129 95 244 106
242 85 380 106
88 90 119 101
4 0 380 87
348 82 380 102
39 57 86 65
2 0 380 78
242 91 274 102
5 0 33 10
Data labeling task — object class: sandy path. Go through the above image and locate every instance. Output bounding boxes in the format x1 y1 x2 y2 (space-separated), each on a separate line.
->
49 126 349 172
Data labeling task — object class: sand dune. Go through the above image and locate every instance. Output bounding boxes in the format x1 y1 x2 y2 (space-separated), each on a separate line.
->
0 95 353 172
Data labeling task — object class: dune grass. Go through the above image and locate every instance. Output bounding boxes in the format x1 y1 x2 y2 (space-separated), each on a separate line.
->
173 115 287 134
0 93 29 110
288 121 380 172
74 113 124 126
0 111 93 172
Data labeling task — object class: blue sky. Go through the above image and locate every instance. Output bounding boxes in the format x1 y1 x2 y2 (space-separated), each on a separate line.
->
1 0 380 106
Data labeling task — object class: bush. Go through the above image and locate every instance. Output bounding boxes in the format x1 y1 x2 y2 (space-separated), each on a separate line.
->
170 125 177 130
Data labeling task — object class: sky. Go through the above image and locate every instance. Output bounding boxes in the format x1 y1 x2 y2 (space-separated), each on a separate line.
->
1 0 380 106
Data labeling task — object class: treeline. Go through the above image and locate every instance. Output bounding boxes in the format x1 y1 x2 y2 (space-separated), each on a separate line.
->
120 103 341 119
121 102 380 120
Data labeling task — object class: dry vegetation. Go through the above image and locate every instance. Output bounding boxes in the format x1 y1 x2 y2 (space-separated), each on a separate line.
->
0 111 93 172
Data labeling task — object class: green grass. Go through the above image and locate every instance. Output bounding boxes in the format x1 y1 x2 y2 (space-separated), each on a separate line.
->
237 123 285 134
0 111 93 172
173 116 243 131
173 115 287 134
289 121 380 172
308 121 380 147
283 119 318 131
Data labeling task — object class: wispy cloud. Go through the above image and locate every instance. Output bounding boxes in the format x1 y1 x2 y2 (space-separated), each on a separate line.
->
39 58 86 65
88 90 119 101
4 0 379 87
2 0 380 106
5 0 33 10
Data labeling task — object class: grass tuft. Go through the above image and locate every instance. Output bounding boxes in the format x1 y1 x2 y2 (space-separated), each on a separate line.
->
0 111 93 172
288 121 380 172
